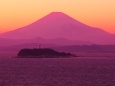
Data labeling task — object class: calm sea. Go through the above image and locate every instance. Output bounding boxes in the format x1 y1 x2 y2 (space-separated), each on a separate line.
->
0 57 115 86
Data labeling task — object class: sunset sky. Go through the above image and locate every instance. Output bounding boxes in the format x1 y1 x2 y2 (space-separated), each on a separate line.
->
0 0 115 34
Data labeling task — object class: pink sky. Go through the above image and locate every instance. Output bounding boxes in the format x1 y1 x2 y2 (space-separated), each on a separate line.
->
0 0 115 33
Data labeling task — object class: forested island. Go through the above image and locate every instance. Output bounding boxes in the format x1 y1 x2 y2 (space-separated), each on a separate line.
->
17 48 77 58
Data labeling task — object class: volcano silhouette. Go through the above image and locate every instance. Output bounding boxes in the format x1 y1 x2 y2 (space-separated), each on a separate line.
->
0 12 115 44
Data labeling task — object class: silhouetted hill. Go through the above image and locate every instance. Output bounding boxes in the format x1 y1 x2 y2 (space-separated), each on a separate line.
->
0 12 114 44
0 37 92 46
53 45 115 53
0 44 115 53
17 48 77 58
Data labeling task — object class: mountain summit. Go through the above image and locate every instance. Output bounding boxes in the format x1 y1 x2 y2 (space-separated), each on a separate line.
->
0 12 114 44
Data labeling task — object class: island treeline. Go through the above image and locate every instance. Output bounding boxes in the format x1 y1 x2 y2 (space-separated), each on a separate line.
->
17 48 76 58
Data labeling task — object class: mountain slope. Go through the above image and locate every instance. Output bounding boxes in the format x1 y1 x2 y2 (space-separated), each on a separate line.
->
0 12 114 44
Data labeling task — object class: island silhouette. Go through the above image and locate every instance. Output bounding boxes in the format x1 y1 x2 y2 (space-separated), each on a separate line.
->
17 48 77 58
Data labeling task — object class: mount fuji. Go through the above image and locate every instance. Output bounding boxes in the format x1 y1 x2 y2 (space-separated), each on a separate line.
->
0 12 114 44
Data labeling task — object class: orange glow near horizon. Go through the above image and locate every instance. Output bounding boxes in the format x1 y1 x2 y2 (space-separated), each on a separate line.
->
0 0 115 34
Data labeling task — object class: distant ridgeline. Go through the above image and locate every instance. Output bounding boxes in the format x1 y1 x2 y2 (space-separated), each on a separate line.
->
17 48 77 58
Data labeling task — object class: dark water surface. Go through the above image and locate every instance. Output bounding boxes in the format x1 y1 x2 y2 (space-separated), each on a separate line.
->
0 57 115 86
